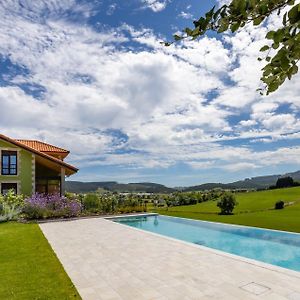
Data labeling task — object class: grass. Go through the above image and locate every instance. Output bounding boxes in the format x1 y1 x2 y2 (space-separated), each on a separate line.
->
0 222 81 300
155 187 300 233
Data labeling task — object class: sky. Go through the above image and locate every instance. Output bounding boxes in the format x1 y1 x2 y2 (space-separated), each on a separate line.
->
0 0 300 187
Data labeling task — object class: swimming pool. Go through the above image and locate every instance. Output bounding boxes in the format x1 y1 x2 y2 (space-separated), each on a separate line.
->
111 214 300 272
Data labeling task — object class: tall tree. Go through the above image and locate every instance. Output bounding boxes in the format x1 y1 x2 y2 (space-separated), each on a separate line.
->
166 0 300 95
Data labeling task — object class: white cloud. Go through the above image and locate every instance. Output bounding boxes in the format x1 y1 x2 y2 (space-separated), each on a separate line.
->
0 1 299 180
178 11 193 19
222 162 258 172
262 114 297 130
187 161 216 170
239 120 257 127
106 3 117 16
217 0 231 6
0 0 95 20
141 0 169 12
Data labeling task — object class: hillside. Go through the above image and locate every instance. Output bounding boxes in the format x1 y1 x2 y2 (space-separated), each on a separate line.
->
184 170 300 191
157 186 300 233
66 181 175 194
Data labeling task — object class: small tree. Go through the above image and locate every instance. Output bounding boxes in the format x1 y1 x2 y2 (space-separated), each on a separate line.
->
275 200 285 209
217 193 237 215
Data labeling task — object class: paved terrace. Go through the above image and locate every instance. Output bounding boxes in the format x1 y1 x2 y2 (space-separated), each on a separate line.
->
40 218 300 300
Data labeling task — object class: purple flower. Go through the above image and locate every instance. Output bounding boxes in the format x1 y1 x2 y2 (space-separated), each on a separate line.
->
24 193 81 219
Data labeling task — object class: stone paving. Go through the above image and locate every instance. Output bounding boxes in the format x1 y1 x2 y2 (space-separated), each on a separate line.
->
40 217 300 300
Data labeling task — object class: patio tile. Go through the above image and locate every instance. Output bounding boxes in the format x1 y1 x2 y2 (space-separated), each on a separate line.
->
240 282 271 295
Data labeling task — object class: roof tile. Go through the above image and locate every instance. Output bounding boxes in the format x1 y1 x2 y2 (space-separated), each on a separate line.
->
15 140 69 154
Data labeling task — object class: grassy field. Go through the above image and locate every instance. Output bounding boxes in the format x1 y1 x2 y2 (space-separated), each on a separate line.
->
155 187 300 233
0 222 81 300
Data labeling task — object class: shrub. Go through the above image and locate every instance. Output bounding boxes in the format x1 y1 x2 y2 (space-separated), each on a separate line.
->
275 200 285 210
118 205 146 214
99 195 117 213
83 194 100 212
0 189 24 222
82 193 120 214
217 193 237 215
67 192 148 215
23 193 81 219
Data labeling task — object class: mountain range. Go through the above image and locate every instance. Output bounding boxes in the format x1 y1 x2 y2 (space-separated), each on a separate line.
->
65 181 175 194
66 170 300 193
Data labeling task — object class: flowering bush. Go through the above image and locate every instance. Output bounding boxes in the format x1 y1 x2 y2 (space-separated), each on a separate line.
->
0 190 24 222
23 193 81 219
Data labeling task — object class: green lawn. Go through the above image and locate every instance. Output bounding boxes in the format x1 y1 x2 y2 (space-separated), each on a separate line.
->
0 222 81 300
156 187 300 233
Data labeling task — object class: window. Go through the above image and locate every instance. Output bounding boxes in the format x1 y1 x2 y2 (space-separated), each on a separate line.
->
1 151 17 175
1 183 18 195
36 179 60 195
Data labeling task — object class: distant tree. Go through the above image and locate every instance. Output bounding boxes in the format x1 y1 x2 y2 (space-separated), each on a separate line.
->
276 176 298 188
166 0 300 95
217 193 238 215
275 200 285 209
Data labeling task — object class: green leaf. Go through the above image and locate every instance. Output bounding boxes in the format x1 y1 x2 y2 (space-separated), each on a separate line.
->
260 45 269 52
259 4 268 15
184 28 193 36
253 16 264 26
288 4 300 24
283 12 287 25
205 6 215 20
192 27 201 36
291 64 298 75
268 81 280 93
280 55 290 70
231 22 240 32
218 19 229 32
266 31 275 39
213 7 222 20
273 29 284 43
263 68 272 76
173 34 182 41
273 68 281 75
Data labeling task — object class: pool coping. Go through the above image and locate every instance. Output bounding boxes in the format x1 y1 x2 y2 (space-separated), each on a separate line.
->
105 213 300 280
36 212 158 223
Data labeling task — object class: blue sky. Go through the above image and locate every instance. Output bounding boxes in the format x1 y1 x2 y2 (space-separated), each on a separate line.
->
0 0 300 187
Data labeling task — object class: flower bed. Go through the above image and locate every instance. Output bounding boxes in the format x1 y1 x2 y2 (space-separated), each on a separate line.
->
23 193 82 220
1 189 147 221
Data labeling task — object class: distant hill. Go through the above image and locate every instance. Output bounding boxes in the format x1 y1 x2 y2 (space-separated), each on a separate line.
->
65 181 175 194
184 170 300 191
66 170 300 193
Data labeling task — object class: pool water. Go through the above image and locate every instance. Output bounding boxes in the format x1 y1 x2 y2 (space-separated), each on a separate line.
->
112 214 300 272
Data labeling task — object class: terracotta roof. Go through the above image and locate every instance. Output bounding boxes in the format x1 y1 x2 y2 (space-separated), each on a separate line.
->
0 134 78 174
15 140 69 154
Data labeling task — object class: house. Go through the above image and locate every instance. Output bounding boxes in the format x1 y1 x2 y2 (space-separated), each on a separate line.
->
0 134 78 195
